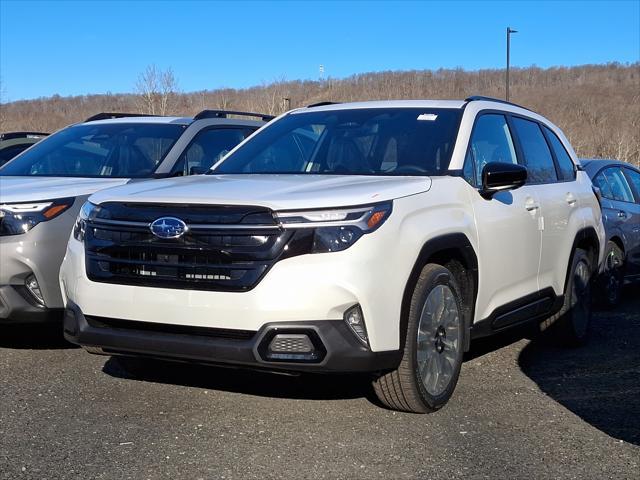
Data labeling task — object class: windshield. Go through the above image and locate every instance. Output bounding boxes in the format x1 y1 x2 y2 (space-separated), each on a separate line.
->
0 123 185 178
213 108 462 176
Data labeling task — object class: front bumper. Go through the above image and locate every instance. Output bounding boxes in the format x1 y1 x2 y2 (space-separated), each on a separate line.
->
63 302 401 373
60 217 410 352
0 205 80 320
0 285 63 323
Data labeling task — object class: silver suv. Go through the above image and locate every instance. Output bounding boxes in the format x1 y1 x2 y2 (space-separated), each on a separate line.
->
0 110 270 323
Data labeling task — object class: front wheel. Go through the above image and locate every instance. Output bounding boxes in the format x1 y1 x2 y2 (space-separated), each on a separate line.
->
373 264 465 413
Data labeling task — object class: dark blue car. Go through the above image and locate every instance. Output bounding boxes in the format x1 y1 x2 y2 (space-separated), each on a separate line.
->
582 159 640 305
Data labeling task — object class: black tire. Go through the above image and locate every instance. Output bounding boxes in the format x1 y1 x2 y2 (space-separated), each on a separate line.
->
600 241 624 308
372 264 466 413
548 248 593 346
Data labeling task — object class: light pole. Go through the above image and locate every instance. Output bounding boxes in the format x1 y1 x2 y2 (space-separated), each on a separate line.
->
506 27 518 101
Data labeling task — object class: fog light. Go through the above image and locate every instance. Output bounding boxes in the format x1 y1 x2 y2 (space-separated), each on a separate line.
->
344 305 368 345
267 333 318 361
269 334 314 353
25 274 45 305
258 329 327 363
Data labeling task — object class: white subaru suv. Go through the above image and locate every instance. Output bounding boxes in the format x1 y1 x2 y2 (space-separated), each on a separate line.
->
60 97 605 413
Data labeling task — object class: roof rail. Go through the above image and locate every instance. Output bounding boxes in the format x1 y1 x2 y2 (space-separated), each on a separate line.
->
465 96 530 111
193 110 274 122
0 131 49 140
307 101 341 108
84 112 159 122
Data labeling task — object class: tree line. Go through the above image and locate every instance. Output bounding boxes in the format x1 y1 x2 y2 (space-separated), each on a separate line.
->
1 62 638 166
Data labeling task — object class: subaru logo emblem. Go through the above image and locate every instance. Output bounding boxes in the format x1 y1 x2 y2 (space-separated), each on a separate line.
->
150 217 188 239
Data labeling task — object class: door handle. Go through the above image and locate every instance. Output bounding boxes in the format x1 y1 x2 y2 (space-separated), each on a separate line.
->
566 193 577 206
525 200 540 212
617 210 627 219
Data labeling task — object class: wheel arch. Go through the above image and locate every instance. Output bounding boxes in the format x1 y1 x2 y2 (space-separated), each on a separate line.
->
399 233 478 353
566 226 601 291
609 235 625 255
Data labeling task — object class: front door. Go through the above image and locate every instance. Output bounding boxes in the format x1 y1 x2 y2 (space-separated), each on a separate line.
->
463 112 543 322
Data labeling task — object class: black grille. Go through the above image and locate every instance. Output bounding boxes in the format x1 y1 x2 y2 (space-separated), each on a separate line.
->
85 203 291 291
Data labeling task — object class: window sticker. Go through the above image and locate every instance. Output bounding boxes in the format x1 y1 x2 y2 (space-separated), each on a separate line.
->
417 113 438 121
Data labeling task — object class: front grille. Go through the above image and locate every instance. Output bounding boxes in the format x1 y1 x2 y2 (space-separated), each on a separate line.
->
85 203 292 291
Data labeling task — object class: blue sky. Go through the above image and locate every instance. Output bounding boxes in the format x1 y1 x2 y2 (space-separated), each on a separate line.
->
1 0 639 101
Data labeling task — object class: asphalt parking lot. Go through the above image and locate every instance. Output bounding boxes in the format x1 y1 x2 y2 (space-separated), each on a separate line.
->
1 290 638 480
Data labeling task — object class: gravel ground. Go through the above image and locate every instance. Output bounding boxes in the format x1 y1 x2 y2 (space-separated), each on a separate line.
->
1 289 638 480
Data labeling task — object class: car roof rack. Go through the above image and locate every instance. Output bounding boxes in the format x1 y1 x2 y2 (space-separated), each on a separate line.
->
0 131 49 140
465 95 530 111
306 101 341 108
84 112 160 122
193 110 274 122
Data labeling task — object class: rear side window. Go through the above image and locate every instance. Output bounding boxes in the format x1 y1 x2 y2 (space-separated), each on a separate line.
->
593 172 614 199
602 167 635 203
172 128 252 176
543 126 575 181
466 114 518 185
511 117 557 184
624 168 640 203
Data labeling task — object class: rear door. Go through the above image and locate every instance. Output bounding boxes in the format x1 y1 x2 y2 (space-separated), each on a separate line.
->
511 119 581 296
621 166 640 275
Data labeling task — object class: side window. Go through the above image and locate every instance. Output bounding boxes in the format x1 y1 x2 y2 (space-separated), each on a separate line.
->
172 128 251 176
468 114 518 183
511 117 558 184
593 172 614 200
624 168 640 203
543 126 576 181
603 167 635 203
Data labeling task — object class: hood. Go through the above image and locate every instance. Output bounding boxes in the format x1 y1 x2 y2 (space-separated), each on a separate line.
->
88 174 432 211
0 176 130 204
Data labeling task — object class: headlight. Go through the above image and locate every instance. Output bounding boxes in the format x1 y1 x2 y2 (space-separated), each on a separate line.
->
73 201 102 241
276 202 392 253
0 198 75 236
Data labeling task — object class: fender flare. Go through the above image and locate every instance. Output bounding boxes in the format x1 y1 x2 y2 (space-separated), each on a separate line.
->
399 233 478 352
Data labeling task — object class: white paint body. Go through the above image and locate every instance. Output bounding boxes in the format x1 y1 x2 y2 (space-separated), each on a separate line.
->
60 100 605 352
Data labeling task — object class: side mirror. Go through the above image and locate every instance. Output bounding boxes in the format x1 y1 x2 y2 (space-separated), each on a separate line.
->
480 162 527 199
189 166 208 175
